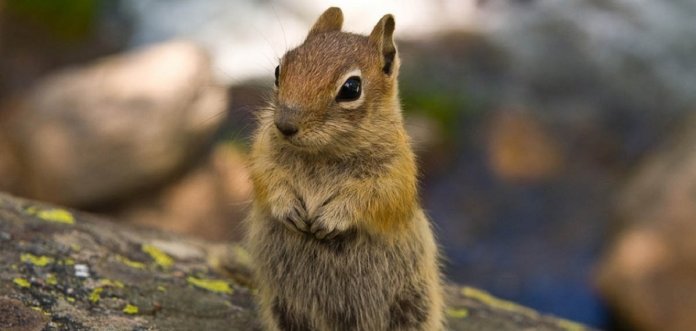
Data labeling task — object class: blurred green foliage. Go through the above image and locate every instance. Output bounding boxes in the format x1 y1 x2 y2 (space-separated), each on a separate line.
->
401 82 480 139
6 0 99 41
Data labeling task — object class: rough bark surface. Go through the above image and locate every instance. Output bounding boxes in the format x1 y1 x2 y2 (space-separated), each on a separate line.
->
0 192 592 331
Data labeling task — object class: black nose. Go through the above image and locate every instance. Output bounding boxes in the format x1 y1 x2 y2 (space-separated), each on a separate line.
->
275 121 298 137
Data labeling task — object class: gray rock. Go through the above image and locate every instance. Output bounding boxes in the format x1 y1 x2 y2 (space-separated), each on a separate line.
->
0 41 227 207
597 113 696 331
0 192 593 331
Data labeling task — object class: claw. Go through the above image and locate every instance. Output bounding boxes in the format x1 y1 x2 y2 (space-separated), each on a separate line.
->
309 217 346 240
291 209 309 232
324 229 340 240
283 217 300 232
314 228 331 240
286 215 308 233
278 196 310 233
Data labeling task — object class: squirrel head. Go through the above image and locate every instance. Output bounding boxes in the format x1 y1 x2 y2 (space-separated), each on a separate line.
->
267 7 402 154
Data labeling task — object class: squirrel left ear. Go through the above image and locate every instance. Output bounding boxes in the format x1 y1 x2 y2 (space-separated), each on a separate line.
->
369 14 397 75
307 7 343 38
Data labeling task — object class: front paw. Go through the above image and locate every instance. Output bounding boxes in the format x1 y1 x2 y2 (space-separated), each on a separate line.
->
308 208 352 240
271 197 309 233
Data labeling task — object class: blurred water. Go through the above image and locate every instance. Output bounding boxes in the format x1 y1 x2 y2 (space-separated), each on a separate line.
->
425 142 614 326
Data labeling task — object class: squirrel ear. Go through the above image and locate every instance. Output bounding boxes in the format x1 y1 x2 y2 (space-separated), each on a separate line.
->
308 7 343 38
369 14 397 75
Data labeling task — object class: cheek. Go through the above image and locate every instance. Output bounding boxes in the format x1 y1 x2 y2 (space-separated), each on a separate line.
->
336 103 368 124
338 96 365 110
334 88 367 122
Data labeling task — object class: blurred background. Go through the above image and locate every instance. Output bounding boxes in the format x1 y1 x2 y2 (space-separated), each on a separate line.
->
2 0 696 330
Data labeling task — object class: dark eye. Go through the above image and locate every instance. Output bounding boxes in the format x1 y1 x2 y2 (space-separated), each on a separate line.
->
274 65 280 87
336 76 361 102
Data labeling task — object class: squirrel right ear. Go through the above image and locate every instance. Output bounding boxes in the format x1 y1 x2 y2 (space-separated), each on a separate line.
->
369 14 397 76
307 7 343 38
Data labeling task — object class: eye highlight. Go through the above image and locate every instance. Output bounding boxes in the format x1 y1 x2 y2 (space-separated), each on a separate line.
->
274 65 280 87
336 76 361 102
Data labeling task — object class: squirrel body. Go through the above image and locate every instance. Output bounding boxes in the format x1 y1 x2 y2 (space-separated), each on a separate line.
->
247 7 443 331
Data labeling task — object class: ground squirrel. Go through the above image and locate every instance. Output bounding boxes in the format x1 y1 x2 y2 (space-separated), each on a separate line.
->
247 7 443 331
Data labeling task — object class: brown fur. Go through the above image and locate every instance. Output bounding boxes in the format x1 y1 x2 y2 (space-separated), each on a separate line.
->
247 7 444 331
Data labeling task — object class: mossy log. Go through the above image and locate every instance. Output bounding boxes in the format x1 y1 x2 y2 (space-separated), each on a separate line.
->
0 192 593 330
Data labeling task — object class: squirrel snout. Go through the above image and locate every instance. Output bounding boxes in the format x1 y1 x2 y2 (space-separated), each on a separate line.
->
274 106 300 137
273 106 300 137
275 121 299 137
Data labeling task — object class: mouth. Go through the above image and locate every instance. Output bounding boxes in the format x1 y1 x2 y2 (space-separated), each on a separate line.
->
275 131 305 148
271 126 331 153
275 133 327 154
284 138 303 148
